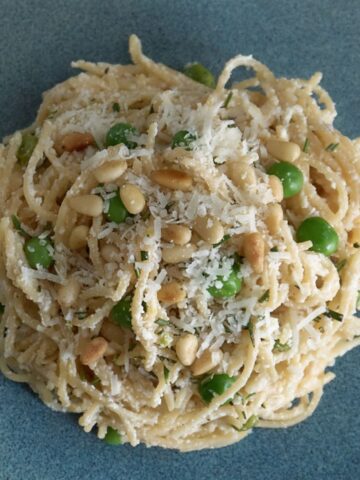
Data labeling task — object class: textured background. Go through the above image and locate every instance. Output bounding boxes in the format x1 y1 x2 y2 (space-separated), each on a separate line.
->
0 1 360 479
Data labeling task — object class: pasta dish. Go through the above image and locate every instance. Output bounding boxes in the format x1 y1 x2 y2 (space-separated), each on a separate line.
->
0 35 359 451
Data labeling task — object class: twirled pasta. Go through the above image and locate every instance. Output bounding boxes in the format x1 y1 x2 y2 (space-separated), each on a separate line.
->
0 35 359 451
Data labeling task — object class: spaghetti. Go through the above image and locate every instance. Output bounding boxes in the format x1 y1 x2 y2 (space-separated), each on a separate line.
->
0 35 359 451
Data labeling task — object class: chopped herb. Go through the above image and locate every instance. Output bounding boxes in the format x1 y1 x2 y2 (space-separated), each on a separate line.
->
0 304 4 315
270 246 279 252
75 311 87 320
223 91 233 108
303 138 310 153
258 290 270 303
104 427 122 446
213 234 230 247
140 250 149 261
11 215 29 238
112 102 120 112
155 318 170 327
134 267 140 278
240 414 258 431
245 319 255 347
325 143 339 152
354 242 360 249
336 259 347 272
164 366 170 382
324 308 343 322
273 339 291 352
241 392 256 405
227 123 237 128
92 376 101 386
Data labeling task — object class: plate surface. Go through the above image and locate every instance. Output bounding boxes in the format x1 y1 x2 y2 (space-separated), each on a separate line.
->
1 1 359 479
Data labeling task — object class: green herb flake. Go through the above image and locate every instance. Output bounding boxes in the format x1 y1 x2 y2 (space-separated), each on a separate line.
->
245 319 255 347
164 366 170 383
134 268 140 278
75 311 87 320
240 414 258 431
303 138 310 153
223 91 233 109
140 250 149 261
104 427 122 446
336 259 347 272
273 339 291 352
213 234 230 247
258 289 270 303
0 304 5 315
112 102 120 112
11 215 28 238
241 392 256 405
325 143 339 152
155 318 170 327
324 308 343 322
270 246 279 252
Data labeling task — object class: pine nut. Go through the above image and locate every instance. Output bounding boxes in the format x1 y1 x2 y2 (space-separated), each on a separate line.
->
101 244 119 263
58 277 81 308
120 184 146 214
266 139 301 162
93 160 127 183
349 227 360 245
176 334 198 366
265 203 283 235
162 244 196 264
68 225 89 250
151 169 193 191
157 281 186 304
100 319 123 344
68 195 103 217
269 175 283 202
192 349 223 376
243 232 265 274
193 215 224 245
249 91 266 107
80 337 108 366
55 132 94 155
162 224 192 246
228 162 256 188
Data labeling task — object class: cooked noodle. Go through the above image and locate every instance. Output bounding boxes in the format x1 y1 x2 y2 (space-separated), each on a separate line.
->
0 35 359 451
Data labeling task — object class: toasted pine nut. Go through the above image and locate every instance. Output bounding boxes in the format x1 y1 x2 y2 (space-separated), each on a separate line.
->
349 227 360 245
157 281 186 304
80 337 108 366
162 224 192 246
162 244 196 264
265 203 283 235
55 132 94 155
243 232 265 274
228 162 256 188
100 319 123 344
68 225 89 250
192 349 223 376
151 169 193 191
266 139 301 162
193 215 224 245
269 175 283 202
93 160 127 183
101 244 119 263
176 334 199 366
120 184 146 214
68 195 103 217
57 277 81 308
249 91 266 107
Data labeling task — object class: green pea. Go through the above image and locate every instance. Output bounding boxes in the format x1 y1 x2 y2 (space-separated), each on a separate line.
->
106 191 129 224
171 130 197 150
105 122 138 149
184 63 215 88
17 133 38 166
104 427 122 445
199 374 236 404
296 216 339 256
208 265 242 298
267 161 304 198
110 295 132 329
24 237 54 269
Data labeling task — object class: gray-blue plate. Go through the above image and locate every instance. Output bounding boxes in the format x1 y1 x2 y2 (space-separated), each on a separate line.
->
1 1 359 479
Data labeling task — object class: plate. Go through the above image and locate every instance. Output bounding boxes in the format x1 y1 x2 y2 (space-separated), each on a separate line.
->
1 1 359 479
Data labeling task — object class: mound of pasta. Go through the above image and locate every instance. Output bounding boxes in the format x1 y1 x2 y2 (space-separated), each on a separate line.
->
0 35 359 451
